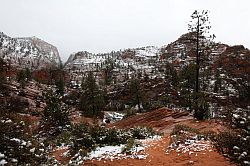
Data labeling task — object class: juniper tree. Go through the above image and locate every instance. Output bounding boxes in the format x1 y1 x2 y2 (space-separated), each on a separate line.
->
43 90 70 127
188 10 215 119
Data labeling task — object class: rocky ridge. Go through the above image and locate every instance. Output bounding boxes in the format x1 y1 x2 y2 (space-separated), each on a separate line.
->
0 32 61 70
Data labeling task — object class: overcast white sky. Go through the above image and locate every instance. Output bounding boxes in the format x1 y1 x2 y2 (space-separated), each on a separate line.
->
0 0 249 62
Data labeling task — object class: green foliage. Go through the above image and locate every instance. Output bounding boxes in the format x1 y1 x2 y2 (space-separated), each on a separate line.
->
70 124 127 155
214 69 222 93
25 68 32 81
62 90 80 105
202 109 250 165
103 58 115 85
43 90 70 127
193 92 209 120
180 64 210 119
0 113 48 165
16 68 32 88
122 138 136 154
55 76 65 95
188 10 215 120
237 83 250 105
170 125 211 147
0 58 7 95
179 63 197 107
180 63 196 91
165 62 179 87
69 124 159 157
129 77 144 112
130 126 157 139
214 130 250 165
80 72 105 117
215 109 250 165
171 124 200 136
54 131 72 146
124 108 137 119
188 10 215 89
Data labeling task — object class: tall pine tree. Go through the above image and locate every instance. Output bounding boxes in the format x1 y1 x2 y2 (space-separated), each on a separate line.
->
188 10 215 120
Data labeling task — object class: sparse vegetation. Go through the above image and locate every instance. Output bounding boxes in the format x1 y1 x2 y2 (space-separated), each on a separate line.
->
213 108 250 165
0 8 249 166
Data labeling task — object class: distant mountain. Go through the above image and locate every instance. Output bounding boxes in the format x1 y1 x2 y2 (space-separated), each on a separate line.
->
0 32 61 69
65 46 160 67
64 33 250 108
160 32 229 68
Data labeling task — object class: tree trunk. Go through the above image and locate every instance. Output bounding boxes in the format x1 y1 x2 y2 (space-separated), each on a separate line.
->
196 17 200 94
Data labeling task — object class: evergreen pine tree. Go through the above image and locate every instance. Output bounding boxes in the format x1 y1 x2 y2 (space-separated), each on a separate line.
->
129 77 144 112
180 63 196 107
188 10 215 120
103 58 114 85
214 69 222 93
0 58 7 95
25 68 32 81
165 62 179 88
80 72 105 117
16 70 27 88
55 76 65 95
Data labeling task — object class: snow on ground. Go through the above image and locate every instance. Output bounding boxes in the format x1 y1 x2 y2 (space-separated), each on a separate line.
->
140 135 162 149
166 135 213 156
68 136 162 165
103 112 124 123
0 159 7 165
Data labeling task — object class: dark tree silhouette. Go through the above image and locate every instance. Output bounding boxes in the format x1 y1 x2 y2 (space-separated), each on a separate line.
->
188 10 215 119
129 77 144 112
80 72 105 117
0 58 7 95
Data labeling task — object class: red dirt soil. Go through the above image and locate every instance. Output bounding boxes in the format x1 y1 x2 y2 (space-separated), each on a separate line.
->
84 135 234 166
109 107 192 133
52 108 234 166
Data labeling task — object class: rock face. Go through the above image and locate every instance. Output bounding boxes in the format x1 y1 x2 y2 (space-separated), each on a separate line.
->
64 46 160 83
160 32 228 70
64 32 250 109
0 32 61 69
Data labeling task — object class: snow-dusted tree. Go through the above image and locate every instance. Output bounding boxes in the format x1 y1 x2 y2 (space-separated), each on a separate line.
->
43 90 70 127
0 106 48 165
188 10 215 119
